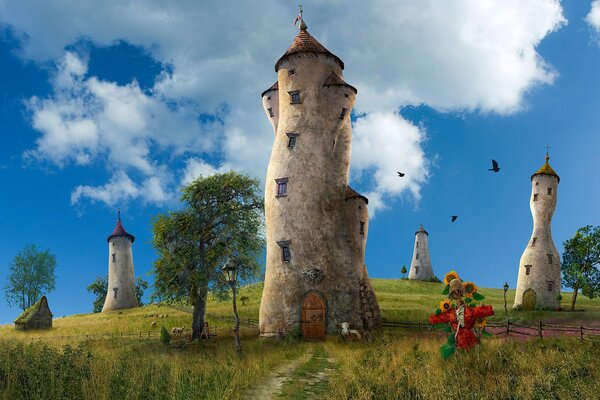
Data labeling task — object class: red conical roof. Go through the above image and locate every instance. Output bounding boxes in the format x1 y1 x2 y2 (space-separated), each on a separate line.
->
275 27 344 72
107 211 135 243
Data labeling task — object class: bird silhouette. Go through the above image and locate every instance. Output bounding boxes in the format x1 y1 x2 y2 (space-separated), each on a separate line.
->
397 172 405 177
489 159 500 173
451 216 458 222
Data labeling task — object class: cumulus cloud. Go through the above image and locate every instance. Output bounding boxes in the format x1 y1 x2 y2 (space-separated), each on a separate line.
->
587 1 600 33
0 0 566 212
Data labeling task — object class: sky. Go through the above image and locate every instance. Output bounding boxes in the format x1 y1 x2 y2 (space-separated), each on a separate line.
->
1 0 600 323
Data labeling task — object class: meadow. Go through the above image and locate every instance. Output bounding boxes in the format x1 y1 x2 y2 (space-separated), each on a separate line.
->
0 279 599 399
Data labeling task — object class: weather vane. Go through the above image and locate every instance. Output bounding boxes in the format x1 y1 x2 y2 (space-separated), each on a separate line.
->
545 144 551 160
293 2 304 29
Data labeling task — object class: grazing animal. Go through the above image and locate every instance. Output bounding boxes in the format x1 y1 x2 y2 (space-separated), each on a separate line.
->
151 321 157 328
340 322 363 341
171 327 185 335
489 159 500 173
397 172 405 177
451 216 458 223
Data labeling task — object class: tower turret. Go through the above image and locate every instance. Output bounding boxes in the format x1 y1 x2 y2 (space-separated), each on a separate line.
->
513 152 561 310
408 225 434 280
259 16 380 338
102 211 138 312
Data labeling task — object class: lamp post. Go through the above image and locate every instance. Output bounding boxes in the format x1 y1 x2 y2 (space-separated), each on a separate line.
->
222 258 242 356
503 282 509 319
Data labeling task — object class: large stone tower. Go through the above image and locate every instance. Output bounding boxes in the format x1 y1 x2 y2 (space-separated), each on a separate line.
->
513 153 561 310
259 18 380 338
408 225 434 280
102 211 138 312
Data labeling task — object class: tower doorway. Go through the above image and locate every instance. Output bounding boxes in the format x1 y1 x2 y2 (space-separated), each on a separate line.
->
522 288 537 311
301 292 326 340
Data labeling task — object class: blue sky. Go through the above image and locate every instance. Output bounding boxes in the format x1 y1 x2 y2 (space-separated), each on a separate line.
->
1 0 600 323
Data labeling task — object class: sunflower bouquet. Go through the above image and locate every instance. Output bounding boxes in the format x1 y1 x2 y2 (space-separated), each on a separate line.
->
429 270 494 359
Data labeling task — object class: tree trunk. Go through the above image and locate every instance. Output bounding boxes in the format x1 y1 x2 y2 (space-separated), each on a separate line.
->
571 282 580 311
191 286 208 340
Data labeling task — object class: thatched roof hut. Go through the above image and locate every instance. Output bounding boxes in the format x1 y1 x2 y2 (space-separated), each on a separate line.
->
14 296 53 330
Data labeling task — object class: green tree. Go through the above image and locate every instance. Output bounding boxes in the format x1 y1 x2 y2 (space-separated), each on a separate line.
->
401 265 407 279
152 171 264 339
4 244 57 310
562 225 600 310
86 275 149 313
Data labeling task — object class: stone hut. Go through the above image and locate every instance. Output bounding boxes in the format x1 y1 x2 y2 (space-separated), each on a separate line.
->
259 17 381 339
513 152 561 310
14 295 53 330
102 211 139 312
408 225 435 280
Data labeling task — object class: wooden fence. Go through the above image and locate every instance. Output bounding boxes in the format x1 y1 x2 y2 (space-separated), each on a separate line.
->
381 318 600 340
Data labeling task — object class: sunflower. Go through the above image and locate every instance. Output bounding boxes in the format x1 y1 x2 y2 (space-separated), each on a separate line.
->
444 271 460 285
464 282 478 298
475 318 487 328
439 299 453 312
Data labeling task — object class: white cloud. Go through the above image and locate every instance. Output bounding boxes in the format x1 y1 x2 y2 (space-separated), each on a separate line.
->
587 1 600 33
1 1 566 212
351 112 429 216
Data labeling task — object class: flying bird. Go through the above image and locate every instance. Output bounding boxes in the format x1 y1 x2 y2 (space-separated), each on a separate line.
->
397 172 405 177
451 216 458 223
489 159 500 173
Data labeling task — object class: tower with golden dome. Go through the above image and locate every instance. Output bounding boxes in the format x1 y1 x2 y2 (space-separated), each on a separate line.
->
513 151 561 310
258 14 380 338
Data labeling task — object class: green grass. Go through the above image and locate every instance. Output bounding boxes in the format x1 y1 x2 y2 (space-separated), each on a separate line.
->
277 345 334 399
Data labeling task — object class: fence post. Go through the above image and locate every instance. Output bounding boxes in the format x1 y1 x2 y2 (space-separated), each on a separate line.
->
418 322 421 332
538 321 543 338
580 325 584 341
506 321 510 335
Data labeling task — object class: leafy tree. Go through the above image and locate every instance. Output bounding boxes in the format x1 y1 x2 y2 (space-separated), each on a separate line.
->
562 225 600 310
401 265 407 279
240 296 250 306
152 171 264 339
86 275 149 313
4 244 56 310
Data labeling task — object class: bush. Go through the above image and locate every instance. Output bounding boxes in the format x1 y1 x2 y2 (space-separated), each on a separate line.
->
556 294 563 301
427 276 442 283
160 326 171 345
284 325 303 343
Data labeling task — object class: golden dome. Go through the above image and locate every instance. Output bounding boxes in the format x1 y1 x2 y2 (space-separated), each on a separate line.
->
531 154 560 183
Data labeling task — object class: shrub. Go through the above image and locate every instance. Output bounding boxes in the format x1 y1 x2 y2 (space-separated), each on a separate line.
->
160 326 171 345
284 325 303 343
427 276 442 283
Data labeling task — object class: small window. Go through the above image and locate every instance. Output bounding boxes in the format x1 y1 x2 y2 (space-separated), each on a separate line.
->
112 253 116 263
288 69 295 75
339 108 348 119
415 266 420 274
267 96 271 100
275 178 288 197
525 265 532 275
358 205 362 210
416 242 419 248
277 240 291 262
547 187 552 195
533 194 538 201
286 133 298 149
289 91 301 104
531 237 537 247
359 221 365 235
416 253 419 260
268 108 274 117
535 181 539 186
547 281 554 292
344 93 349 98
113 287 119 299
547 254 553 264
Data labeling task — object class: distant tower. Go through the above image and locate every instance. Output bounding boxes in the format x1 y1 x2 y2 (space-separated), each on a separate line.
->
258 15 380 338
102 211 138 312
514 151 561 310
408 225 434 280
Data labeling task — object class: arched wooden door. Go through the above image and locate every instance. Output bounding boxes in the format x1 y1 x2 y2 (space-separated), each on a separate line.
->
522 288 537 311
301 292 326 340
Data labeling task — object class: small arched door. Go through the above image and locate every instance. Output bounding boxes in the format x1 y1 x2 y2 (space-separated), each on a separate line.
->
522 288 537 311
301 292 326 340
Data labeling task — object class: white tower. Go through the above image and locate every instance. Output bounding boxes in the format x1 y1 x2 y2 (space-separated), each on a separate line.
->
514 153 561 310
102 211 138 312
408 225 434 280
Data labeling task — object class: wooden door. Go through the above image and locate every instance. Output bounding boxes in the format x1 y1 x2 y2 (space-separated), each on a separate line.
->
301 293 326 340
522 288 537 311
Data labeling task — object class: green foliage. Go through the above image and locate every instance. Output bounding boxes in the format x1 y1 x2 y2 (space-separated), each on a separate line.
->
284 325 303 343
401 265 407 278
239 296 250 306
160 326 171 345
473 292 485 301
86 276 149 313
441 284 449 295
151 171 265 336
426 276 441 283
556 294 563 301
562 225 600 309
4 244 56 311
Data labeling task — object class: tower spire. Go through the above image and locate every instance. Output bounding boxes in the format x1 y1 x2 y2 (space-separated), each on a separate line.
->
545 144 551 162
298 2 307 31
117 209 121 222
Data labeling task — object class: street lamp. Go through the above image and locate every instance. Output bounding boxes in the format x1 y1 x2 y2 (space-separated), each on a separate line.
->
503 282 509 319
222 258 242 356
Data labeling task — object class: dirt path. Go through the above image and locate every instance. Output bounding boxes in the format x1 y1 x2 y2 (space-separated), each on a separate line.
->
243 349 312 400
243 345 337 400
